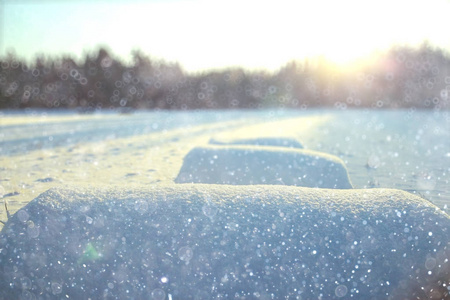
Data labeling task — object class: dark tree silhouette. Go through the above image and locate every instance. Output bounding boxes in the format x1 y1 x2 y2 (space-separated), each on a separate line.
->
1 44 449 110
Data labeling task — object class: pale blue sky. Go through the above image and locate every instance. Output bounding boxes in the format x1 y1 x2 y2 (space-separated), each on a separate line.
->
1 0 450 72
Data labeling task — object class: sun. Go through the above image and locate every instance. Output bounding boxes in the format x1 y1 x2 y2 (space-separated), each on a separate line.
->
317 42 381 68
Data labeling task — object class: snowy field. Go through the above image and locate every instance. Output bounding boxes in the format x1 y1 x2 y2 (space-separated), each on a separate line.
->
1 108 449 216
0 108 449 299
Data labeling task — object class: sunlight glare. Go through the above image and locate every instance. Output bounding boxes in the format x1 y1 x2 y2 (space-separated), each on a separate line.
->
131 0 448 71
3 0 449 72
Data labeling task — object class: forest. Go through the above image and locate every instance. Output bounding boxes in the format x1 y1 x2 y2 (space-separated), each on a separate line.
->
0 44 449 110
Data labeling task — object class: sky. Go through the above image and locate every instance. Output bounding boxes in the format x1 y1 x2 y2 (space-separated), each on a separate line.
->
1 0 450 72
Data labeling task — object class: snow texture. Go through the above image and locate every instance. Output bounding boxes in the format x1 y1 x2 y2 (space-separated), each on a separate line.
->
175 145 353 189
210 136 304 149
0 185 449 299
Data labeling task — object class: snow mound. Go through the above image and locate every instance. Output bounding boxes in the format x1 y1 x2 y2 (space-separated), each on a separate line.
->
210 136 304 149
1 185 448 299
175 145 353 189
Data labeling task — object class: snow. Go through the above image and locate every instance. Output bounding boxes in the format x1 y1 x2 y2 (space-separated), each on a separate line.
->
1 109 448 213
175 145 353 188
0 186 448 299
0 108 449 298
210 136 304 149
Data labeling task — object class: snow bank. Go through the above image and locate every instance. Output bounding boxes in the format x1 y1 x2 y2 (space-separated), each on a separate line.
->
210 136 304 149
175 145 353 189
0 185 448 299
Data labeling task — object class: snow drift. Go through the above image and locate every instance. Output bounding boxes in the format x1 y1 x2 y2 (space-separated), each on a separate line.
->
0 185 448 299
175 145 353 189
209 136 304 149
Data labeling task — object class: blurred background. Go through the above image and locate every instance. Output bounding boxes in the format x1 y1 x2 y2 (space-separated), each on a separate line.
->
1 0 449 110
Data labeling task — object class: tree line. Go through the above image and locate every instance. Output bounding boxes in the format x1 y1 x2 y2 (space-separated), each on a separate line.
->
0 44 449 110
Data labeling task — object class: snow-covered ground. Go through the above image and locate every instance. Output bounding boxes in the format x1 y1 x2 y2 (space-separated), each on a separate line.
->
1 108 449 218
0 108 449 299
1 185 449 299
